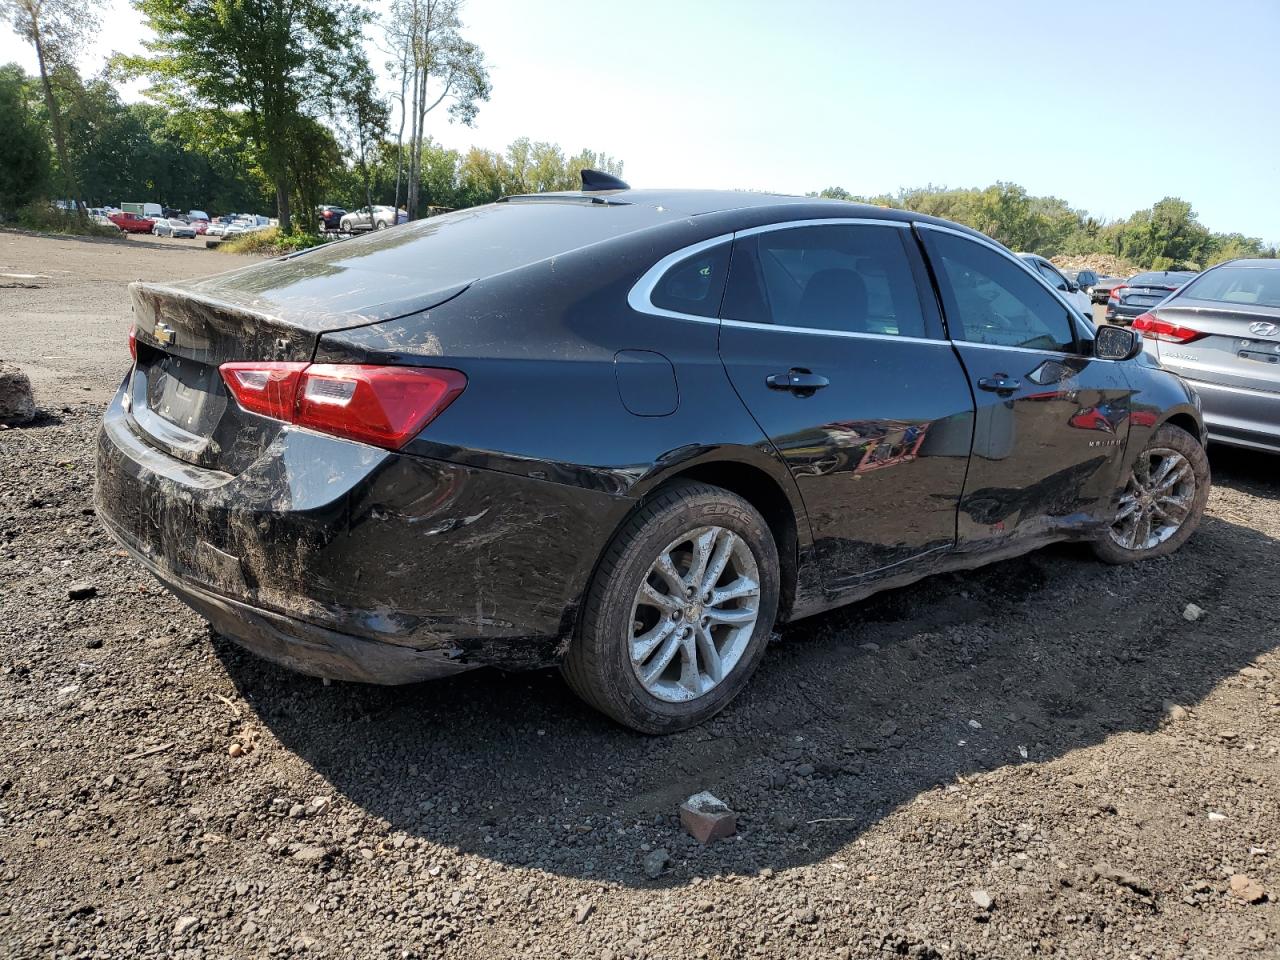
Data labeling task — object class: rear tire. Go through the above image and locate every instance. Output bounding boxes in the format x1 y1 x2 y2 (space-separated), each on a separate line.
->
1092 423 1209 564
562 481 780 734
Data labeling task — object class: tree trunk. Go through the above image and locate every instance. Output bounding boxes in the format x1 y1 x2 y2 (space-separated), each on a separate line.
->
276 180 291 234
31 27 78 210
392 63 408 213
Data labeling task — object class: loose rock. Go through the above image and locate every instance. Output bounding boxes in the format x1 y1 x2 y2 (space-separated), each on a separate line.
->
1228 875 1267 904
642 848 669 880
680 791 737 844
0 361 35 425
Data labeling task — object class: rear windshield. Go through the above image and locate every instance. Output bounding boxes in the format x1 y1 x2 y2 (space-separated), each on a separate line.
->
282 200 665 288
1130 271 1196 287
1179 265 1280 308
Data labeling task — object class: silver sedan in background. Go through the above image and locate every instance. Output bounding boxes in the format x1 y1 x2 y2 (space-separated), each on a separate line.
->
1135 259 1280 454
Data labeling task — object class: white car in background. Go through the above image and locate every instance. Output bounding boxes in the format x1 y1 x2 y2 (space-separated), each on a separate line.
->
1018 253 1095 319
152 217 197 239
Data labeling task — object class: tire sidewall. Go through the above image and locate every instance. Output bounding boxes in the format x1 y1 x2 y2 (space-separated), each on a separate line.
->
1094 423 1210 564
588 489 779 733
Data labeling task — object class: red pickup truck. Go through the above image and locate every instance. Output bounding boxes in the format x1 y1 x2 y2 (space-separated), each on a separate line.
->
108 212 155 234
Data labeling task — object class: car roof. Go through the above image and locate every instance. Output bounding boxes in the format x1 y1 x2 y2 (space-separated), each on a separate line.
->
1213 258 1280 269
502 187 984 235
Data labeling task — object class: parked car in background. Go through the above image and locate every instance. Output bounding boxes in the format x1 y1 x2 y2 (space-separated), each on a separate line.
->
1017 253 1094 318
98 182 1210 733
152 218 197 239
192 220 209 236
1135 259 1280 453
188 210 210 223
1089 275 1126 303
339 205 402 232
318 205 346 232
108 211 155 234
1106 270 1198 325
121 202 163 219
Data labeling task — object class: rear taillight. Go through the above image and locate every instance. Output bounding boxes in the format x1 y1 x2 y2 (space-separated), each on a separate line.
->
220 361 309 420
218 362 465 450
128 325 137 361
1132 313 1205 344
1108 285 1126 301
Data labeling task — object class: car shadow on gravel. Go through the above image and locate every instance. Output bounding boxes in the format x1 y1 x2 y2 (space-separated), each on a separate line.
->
215 509 1280 887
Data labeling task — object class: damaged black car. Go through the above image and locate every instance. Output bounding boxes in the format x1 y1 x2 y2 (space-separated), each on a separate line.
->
95 174 1210 733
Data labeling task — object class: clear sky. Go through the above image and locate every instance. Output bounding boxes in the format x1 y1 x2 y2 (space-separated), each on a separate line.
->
3 0 1277 240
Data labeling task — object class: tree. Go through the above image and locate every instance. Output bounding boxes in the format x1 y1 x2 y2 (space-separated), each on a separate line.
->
335 64 389 211
0 0 103 207
0 62 48 216
122 0 374 232
385 0 490 219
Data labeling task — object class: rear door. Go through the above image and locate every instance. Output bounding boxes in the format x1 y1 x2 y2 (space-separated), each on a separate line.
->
918 225 1134 546
717 220 975 592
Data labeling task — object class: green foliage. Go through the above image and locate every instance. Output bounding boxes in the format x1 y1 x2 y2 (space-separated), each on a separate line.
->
122 0 376 231
813 183 1277 269
0 62 48 216
13 201 118 236
325 135 623 215
217 226 324 256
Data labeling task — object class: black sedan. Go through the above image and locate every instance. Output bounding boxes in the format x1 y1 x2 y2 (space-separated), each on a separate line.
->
96 177 1210 733
1106 270 1198 324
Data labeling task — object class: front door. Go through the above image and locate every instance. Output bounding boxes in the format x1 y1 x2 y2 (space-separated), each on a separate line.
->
918 226 1134 547
717 221 975 593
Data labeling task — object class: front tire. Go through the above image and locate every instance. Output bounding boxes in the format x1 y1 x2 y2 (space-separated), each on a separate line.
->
1092 423 1209 564
563 481 780 734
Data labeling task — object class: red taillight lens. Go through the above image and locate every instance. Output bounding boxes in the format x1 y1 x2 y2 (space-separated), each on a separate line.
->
219 362 309 420
1132 313 1204 344
1108 285 1126 301
128 325 137 361
218 362 465 450
295 364 466 449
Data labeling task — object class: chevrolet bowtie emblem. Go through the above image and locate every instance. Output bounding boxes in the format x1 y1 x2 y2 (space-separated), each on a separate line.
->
154 322 176 346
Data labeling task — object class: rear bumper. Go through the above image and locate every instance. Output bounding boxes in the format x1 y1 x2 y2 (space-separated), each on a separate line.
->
102 516 478 683
1184 377 1280 453
1105 305 1146 324
95 381 632 680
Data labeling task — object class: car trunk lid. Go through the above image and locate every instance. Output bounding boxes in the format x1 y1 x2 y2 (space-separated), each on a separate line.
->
1120 283 1178 309
128 273 471 474
1148 300 1280 393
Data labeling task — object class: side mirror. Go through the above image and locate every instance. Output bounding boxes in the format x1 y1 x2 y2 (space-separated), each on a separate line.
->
1094 324 1141 361
1066 281 1080 293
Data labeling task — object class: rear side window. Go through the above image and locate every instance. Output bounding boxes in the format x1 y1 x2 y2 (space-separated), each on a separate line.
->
925 231 1076 352
650 243 730 317
721 224 929 337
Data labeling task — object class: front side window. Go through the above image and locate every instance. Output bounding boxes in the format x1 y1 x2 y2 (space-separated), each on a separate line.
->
721 224 928 337
925 231 1076 352
649 243 730 318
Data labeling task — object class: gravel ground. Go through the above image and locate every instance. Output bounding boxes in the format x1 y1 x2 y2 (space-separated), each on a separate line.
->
1 232 1278 960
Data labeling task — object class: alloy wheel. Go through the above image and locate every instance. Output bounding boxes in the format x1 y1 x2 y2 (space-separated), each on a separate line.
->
1109 447 1196 551
628 525 761 703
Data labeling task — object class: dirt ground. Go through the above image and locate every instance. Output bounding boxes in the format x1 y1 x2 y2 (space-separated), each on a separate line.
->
1 231 1277 960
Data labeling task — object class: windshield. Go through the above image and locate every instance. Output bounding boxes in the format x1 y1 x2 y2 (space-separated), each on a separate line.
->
1178 265 1280 308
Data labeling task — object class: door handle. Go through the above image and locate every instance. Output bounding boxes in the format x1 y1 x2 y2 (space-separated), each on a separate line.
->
978 375 1021 396
767 369 829 395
